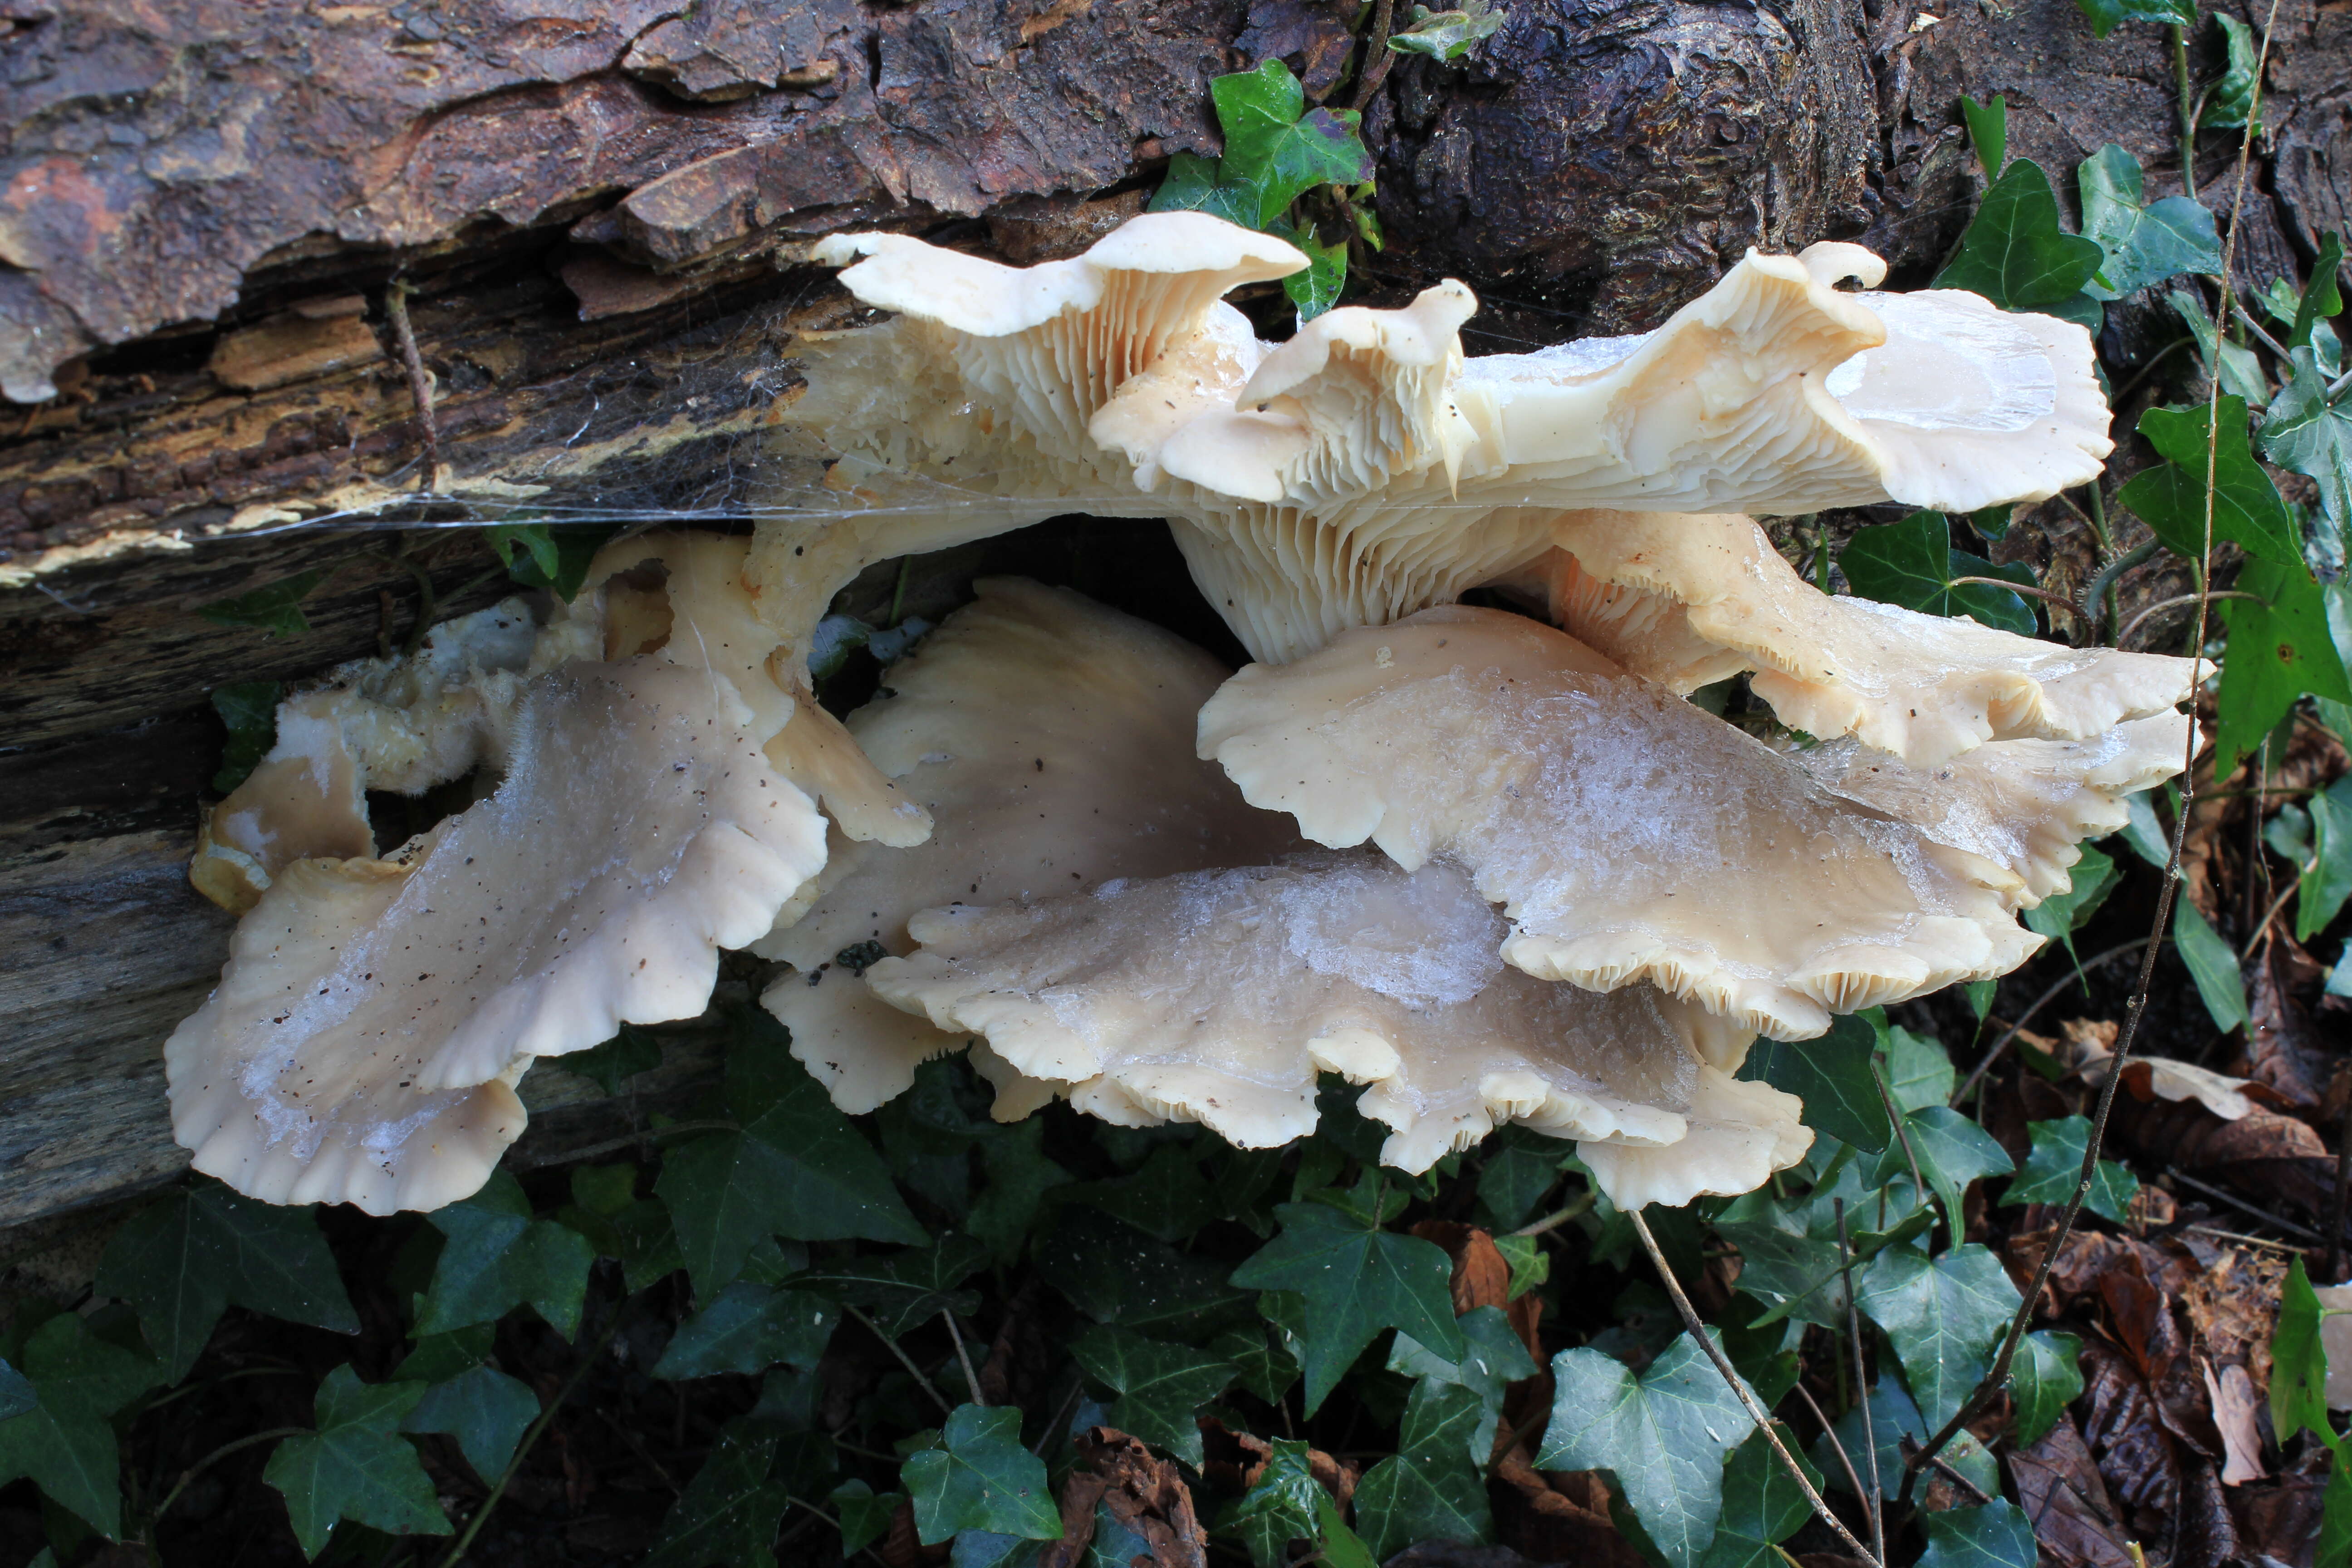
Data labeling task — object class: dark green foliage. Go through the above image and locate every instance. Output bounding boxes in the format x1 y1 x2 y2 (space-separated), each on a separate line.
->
1739 1015 1890 1152
902 1405 1062 1544
415 1169 596 1337
1838 511 2038 633
1353 1379 1490 1557
1538 1332 1754 1563
401 1363 540 1480
1936 159 2105 314
208 680 283 790
2001 1116 2141 1223
196 569 326 637
263 1367 448 1558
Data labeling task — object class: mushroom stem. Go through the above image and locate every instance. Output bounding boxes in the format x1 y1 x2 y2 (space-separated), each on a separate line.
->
1627 1209 1882 1568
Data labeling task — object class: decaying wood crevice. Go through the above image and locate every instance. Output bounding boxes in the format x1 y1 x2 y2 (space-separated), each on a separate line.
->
1 0 2347 1242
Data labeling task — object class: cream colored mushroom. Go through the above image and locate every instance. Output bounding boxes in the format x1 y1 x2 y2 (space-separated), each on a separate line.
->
1198 606 2046 1040
864 853 1810 1209
167 657 829 1212
1532 510 2202 767
755 576 1299 1111
790 215 2112 663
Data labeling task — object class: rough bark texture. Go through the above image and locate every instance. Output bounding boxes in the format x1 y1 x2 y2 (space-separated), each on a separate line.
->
0 0 2347 1237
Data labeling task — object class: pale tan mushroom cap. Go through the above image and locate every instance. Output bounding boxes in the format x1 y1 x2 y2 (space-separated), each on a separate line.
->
1542 511 2202 767
756 577 1299 1110
1198 607 2044 1039
864 853 1809 1208
167 657 829 1210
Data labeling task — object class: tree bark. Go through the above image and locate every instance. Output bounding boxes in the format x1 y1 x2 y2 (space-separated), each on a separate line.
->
0 0 2345 1237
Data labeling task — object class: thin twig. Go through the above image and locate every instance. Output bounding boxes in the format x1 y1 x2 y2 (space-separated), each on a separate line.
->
1034 1377 1086 1457
1789 1382 1870 1508
437 1326 612 1568
1948 577 2085 617
847 1306 956 1418
2110 337 2198 405
1909 6 2281 1480
1352 0 1398 108
1508 1191 1597 1238
1869 1061 1925 1200
2328 1096 2352 1283
942 1310 985 1407
2247 872 2303 958
2118 590 2259 646
1628 1210 1881 1568
1952 941 2164 1105
146 1427 309 1529
2166 1167 2323 1242
384 280 440 490
1836 1201 1884 1568
1898 1436 1996 1506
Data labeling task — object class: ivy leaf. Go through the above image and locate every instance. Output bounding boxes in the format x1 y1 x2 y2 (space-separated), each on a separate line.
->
0 1313 164 1539
1314 1492 1380 1568
485 522 607 600
414 1170 595 1338
1935 159 2107 311
209 680 282 792
1495 1234 1551 1299
2001 1115 2141 1223
1210 1323 1300 1405
658 1053 926 1298
2175 897 2252 1033
197 569 326 638
1854 1244 2021 1426
1218 1437 1324 1568
1740 1015 1891 1152
2024 843 2120 964
2078 144 2221 299
1068 1144 1220 1243
1353 1379 1493 1559
1147 152 1260 229
643 1419 792 1568
2202 14 2261 131
1040 1210 1253 1344
1960 94 2006 173
965 1118 1069 1266
1715 1215 1852 1329
2169 287 2273 406
555 1164 684 1295
1719 1308 1804 1409
653 1284 839 1380
1813 1376 1996 1502
2120 397 2301 565
561 1024 664 1095
1390 1305 1542 1461
1477 1127 1568 1230
1838 512 2036 634
2273 1257 2332 1446
0 1363 27 1422
1876 1106 2014 1240
2298 777 2352 941
1877 1024 1955 1112
401 1363 539 1481
485 522 559 582
96 1181 360 1382
263 1366 448 1559
1210 60 1372 226
903 1404 1061 1544
1538 1331 1754 1563
1229 1201 1465 1415
393 1324 494 1382
831 1480 905 1557
2262 348 2352 536
1388 3 1507 60
791 1233 989 1342
2215 559 2352 773
2014 1329 2086 1447
2071 0 2194 37
2288 231 2346 352
1695 1427 1821 1568
1919 1500 2039 1568
1070 1325 1236 1467
1274 220 1349 321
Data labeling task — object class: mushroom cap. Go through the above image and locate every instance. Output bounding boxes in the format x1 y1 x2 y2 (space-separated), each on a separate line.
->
864 853 1809 1208
1541 510 2202 767
167 657 829 1210
1198 606 2045 1039
756 577 1300 1110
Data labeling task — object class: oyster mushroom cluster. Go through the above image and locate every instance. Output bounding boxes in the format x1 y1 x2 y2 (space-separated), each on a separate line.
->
173 213 2200 1215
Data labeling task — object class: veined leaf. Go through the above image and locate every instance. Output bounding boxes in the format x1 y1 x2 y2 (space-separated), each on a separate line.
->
902 1404 1061 1544
1960 94 2006 173
263 1367 447 1559
1935 158 2106 311
1389 1305 1541 1462
2014 1329 2086 1447
2169 288 2272 406
1210 60 1372 226
1839 511 2037 634
2079 144 2221 299
1538 1331 1754 1563
1071 1325 1236 1466
652 1284 839 1380
1919 1500 2039 1568
1695 1427 1821 1568
2001 1115 2141 1223
209 681 282 792
2024 843 2120 963
197 570 326 638
2215 559 2352 773
2272 1256 2334 1446
2262 347 2352 536
2299 776 2352 941
1353 1379 1492 1558
642 1420 792 1568
414 1170 595 1338
2175 898 2252 1032
1219 1438 1325 1568
1229 1201 1463 1416
1739 1015 1891 1152
1386 3 1507 62
401 1363 539 1482
0 1313 165 1539
2202 14 2260 132
1854 1243 2020 1426
2071 0 2195 37
2120 397 2301 565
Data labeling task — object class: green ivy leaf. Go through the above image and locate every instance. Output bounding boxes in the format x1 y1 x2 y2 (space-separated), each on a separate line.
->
1740 1015 1891 1152
2174 897 2252 1032
484 522 607 601
2078 145 2222 299
1877 1106 2014 1240
830 1480 904 1557
1387 3 1506 60
1219 1437 1324 1568
2071 0 2194 38
2298 777 2352 941
1719 1308 1804 1409
2262 348 2352 537
561 1024 664 1095
658 1053 926 1298
1960 94 2006 173
1877 1024 1955 1113
1715 1214 1852 1329
1919 1500 2039 1568
393 1324 495 1382
414 1170 595 1338
2275 1256 2335 1447
1389 1305 1542 1462
965 1119 1069 1267
1066 1143 1218 1243
1229 1201 1464 1416
2318 1461 2352 1568
96 1181 360 1382
197 569 327 638
2203 14 2261 131
0 1313 164 1539
1210 1323 1300 1405
1040 1209 1254 1344
1071 1325 1236 1466
263 1366 448 1559
1854 1243 2021 1426
0 1362 28 1423
1495 1234 1552 1299
2014 1329 2086 1447
1147 152 1261 229
2288 231 2346 350
1211 60 1372 227
1477 1127 1568 1230
653 1284 839 1380
555 1163 684 1295
2169 287 2274 406
2215 559 2352 774
401 1363 539 1481
1695 1427 1821 1568
643 1419 792 1568
1274 220 1349 321
209 681 283 792
1353 1379 1493 1558
1838 512 2037 634
792 1233 990 1342
2120 397 2301 565
1935 159 2107 311
1313 1491 1380 1568
1537 1331 1754 1563
903 1404 1061 1544
2024 843 2121 963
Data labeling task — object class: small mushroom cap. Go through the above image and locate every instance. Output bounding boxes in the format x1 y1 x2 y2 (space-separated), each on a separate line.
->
167 658 829 1210
756 577 1299 1110
1542 510 2202 767
1198 606 2044 1039
864 853 1809 1208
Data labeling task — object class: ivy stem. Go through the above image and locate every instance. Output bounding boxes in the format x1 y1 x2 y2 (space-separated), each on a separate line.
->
2172 24 2197 198
1507 1191 1596 1238
941 1309 985 1406
1789 1382 1869 1507
1868 1061 1925 1203
437 1326 614 1568
1834 1201 1884 1568
146 1426 309 1531
2116 588 2260 646
2082 538 2162 642
1626 1210 1882 1568
1947 577 2083 616
845 1306 956 1417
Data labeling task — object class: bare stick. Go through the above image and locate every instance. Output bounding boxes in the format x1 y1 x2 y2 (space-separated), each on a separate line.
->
1836 1200 1884 1568
942 1308 985 1407
1948 577 2087 617
383 279 440 490
1952 941 2164 1105
846 1306 956 1418
2328 1097 2352 1283
1628 1210 1881 1568
1898 1437 1995 1506
1790 1382 1869 1508
2166 1166 2323 1242
1906 0 2283 1487
1869 1062 1925 1198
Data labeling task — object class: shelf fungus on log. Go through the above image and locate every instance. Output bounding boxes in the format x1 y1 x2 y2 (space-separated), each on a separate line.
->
170 535 840 1213
862 853 1809 1210
754 577 1299 1113
790 214 2113 664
